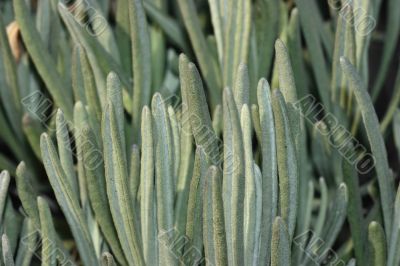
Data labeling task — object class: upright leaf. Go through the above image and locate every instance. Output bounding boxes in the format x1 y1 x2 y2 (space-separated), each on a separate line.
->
185 147 207 265
129 0 152 141
388 185 400 266
56 110 79 198
174 54 194 234
184 62 219 164
341 57 395 237
223 0 251 88
203 166 227 266
16 162 40 226
15 218 36 266
2 234 14 266
140 106 158 266
241 105 257 266
275 39 297 103
151 93 175 265
257 78 277 265
37 197 57 266
271 89 298 240
223 87 245 266
271 217 290 266
343 159 365 265
0 171 10 223
233 64 250 110
176 0 221 107
368 221 387 266
101 252 117 266
40 133 97 266
81 125 127 265
102 103 144 266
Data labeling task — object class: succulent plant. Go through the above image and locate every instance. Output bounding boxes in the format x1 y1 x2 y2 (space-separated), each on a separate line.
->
0 0 399 265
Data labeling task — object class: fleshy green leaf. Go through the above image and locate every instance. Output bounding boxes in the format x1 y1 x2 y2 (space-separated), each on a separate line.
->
176 0 221 107
79 46 103 122
15 218 36 266
343 159 365 265
151 93 175 262
241 105 257 266
302 183 348 265
168 106 180 179
129 145 141 203
388 184 400 266
140 106 158 266
0 171 10 223
185 61 219 164
223 86 245 266
322 183 349 248
174 54 194 234
254 0 279 88
341 57 395 237
40 133 97 266
101 252 117 266
223 0 251 88
56 109 79 198
185 147 208 264
368 221 387 266
271 89 298 240
203 165 227 266
102 102 144 265
275 39 297 103
2 234 14 266
37 197 57 266
81 125 127 265
271 217 290 266
129 0 152 141
22 113 44 160
57 4 130 110
233 64 250 110
314 177 328 238
208 0 224 64
16 162 40 226
106 72 126 157
257 78 277 265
